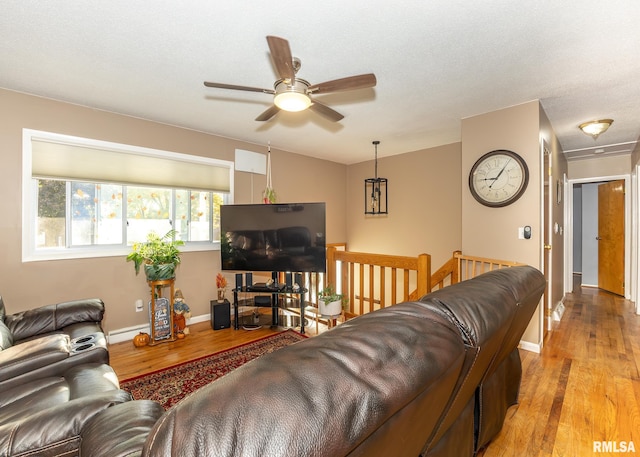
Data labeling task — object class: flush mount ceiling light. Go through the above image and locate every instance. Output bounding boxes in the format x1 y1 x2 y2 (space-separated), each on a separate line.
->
579 119 613 139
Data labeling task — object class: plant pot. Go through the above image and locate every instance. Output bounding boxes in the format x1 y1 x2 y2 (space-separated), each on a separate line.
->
217 289 226 303
144 263 176 281
318 299 342 317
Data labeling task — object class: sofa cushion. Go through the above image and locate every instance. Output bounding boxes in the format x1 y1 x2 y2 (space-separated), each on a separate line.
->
0 331 110 391
81 400 165 457
5 298 105 342
0 363 131 457
0 334 69 383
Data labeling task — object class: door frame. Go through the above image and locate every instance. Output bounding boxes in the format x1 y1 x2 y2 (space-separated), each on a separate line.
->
564 173 632 303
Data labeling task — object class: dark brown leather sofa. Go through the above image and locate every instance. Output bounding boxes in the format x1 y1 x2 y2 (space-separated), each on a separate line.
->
0 296 109 390
0 296 132 456
81 265 545 457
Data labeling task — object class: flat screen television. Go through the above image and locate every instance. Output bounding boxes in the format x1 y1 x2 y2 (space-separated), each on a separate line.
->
220 202 326 273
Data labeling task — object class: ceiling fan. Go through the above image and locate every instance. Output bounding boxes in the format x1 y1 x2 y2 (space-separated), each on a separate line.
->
204 36 377 122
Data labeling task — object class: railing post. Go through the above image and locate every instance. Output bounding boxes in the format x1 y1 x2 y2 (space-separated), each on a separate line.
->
417 253 431 296
326 245 337 289
452 250 462 284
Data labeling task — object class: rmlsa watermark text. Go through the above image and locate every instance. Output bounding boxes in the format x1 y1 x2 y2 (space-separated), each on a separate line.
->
593 441 635 453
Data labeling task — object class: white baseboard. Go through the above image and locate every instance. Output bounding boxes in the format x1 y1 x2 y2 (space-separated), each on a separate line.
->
518 340 541 354
107 312 212 344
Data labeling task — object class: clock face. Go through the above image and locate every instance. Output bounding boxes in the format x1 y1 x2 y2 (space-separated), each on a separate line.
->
469 150 529 207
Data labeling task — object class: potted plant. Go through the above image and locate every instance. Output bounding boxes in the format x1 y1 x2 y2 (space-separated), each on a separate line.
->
126 230 184 281
318 285 347 317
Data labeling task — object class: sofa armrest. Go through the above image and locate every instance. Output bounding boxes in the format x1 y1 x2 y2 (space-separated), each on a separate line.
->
0 334 69 383
5 298 105 341
80 400 165 457
0 390 132 457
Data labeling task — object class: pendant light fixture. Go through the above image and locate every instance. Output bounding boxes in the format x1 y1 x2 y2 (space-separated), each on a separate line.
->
364 140 388 215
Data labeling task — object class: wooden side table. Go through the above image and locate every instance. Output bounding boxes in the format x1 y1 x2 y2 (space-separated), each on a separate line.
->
147 278 177 345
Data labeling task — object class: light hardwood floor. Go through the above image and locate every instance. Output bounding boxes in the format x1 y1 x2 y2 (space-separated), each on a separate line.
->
108 283 640 455
480 280 640 456
108 310 325 380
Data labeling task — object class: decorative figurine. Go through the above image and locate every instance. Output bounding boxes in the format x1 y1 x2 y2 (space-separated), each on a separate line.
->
173 288 191 337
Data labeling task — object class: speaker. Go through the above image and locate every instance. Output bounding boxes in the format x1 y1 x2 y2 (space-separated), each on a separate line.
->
285 272 292 288
294 273 302 287
235 273 243 289
254 295 271 307
245 272 253 287
210 300 231 330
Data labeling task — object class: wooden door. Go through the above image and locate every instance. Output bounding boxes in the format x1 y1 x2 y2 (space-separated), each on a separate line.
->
598 180 625 296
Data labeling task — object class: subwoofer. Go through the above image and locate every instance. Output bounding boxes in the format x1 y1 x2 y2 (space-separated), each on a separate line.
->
210 300 231 330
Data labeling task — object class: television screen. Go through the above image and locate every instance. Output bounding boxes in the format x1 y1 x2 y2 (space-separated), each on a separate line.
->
220 203 326 273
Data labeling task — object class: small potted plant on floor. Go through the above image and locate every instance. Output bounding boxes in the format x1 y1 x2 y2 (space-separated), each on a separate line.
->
318 285 346 317
126 230 184 281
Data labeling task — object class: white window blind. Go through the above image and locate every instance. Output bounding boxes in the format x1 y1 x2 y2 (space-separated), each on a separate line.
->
30 134 231 192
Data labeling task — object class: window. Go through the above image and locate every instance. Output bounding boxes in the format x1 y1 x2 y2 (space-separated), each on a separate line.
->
23 129 233 261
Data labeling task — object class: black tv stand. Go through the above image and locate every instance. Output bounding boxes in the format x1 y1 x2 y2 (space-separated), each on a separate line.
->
232 285 307 334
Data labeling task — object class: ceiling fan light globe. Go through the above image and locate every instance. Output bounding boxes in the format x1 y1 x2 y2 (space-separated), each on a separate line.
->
274 92 311 112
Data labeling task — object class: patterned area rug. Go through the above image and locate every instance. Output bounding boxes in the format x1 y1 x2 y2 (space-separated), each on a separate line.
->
120 329 307 410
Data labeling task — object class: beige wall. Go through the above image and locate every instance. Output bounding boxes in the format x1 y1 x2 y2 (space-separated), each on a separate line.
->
345 143 462 268
461 101 542 266
0 89 346 333
461 100 566 346
568 154 632 180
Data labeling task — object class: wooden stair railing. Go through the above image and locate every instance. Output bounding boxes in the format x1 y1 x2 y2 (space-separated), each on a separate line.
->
300 245 522 320
325 245 430 317
429 250 524 291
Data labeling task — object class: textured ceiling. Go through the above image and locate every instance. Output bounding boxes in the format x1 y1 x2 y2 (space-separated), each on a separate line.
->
1 1 639 164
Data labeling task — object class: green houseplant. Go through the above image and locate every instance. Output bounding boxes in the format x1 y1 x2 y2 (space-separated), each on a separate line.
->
126 230 184 281
318 285 347 317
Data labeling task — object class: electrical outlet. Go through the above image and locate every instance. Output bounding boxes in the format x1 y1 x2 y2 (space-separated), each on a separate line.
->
135 299 144 312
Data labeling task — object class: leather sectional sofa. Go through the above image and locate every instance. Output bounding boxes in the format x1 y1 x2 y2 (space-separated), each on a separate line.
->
0 296 132 456
79 265 545 457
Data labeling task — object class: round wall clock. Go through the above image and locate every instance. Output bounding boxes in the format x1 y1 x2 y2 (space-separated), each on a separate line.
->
468 149 529 207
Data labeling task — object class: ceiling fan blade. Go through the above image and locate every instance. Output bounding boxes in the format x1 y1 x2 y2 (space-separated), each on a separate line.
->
255 105 281 122
309 101 344 122
204 81 274 94
308 73 377 94
266 36 295 82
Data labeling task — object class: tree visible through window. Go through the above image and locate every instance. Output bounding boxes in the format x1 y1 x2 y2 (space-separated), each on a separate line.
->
37 180 65 248
35 179 224 250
